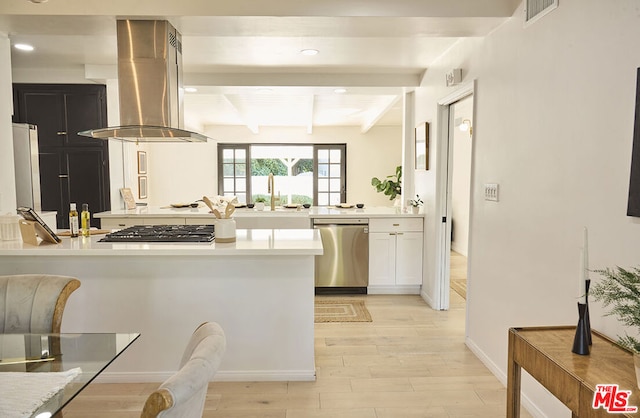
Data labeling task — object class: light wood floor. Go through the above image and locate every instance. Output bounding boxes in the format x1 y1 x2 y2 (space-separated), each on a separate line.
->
64 294 532 418
450 251 467 299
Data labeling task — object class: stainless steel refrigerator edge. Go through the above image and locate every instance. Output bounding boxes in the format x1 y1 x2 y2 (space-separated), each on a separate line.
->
12 123 42 212
313 218 369 291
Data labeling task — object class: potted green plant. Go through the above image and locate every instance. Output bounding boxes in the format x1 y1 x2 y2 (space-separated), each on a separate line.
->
254 197 266 211
408 195 423 214
371 165 402 204
590 266 640 388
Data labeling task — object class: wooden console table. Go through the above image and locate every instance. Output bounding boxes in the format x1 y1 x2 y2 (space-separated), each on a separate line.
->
508 326 640 418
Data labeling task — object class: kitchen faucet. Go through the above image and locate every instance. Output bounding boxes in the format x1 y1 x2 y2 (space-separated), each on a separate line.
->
267 173 279 210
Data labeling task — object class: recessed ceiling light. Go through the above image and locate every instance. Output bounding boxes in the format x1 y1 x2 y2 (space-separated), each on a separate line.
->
28 0 49 3
300 49 319 56
334 88 347 94
184 87 198 93
14 43 34 51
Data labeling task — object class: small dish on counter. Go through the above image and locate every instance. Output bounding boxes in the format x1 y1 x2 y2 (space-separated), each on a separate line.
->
283 204 301 209
170 203 200 208
356 203 364 208
335 203 355 209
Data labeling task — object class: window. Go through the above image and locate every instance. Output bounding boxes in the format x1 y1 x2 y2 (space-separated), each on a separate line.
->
217 144 346 205
221 146 248 204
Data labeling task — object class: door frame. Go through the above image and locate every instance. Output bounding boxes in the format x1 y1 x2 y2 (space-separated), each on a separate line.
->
434 80 476 311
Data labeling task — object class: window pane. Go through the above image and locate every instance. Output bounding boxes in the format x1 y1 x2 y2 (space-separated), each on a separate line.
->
318 164 329 177
318 193 329 206
236 193 246 204
223 149 234 160
235 178 246 192
330 149 341 162
236 149 246 159
318 149 329 163
223 178 234 191
318 178 329 192
222 163 235 176
329 193 340 205
329 164 340 178
236 163 246 176
330 178 341 191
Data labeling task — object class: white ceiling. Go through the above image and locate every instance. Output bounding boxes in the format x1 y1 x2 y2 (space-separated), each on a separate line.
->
0 0 519 133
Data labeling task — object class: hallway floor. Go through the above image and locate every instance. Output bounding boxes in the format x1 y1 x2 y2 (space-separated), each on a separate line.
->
64 294 532 417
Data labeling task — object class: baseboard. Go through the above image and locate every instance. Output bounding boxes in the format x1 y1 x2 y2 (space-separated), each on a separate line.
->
93 369 317 384
367 285 420 295
420 289 436 309
465 336 548 418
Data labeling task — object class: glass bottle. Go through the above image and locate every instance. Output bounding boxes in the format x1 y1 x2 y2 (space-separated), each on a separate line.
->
69 203 79 237
81 203 91 237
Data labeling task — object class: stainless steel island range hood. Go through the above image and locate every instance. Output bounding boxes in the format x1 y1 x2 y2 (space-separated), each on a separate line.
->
79 20 207 142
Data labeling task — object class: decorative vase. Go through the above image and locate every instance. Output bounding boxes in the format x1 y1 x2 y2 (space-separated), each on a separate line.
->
215 218 236 243
393 197 401 207
411 206 420 214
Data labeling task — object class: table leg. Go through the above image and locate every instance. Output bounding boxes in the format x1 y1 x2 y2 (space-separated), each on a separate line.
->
507 329 521 418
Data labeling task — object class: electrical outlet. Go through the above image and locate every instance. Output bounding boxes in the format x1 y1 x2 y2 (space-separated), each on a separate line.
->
484 183 499 201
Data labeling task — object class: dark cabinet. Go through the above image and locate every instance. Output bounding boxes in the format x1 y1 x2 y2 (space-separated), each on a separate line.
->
13 84 110 229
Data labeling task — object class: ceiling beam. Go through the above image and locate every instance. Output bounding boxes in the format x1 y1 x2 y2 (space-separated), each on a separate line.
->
307 95 315 134
360 95 401 134
185 72 422 88
222 95 259 134
0 0 519 18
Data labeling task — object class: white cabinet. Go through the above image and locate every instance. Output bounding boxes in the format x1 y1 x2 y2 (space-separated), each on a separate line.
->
368 217 423 294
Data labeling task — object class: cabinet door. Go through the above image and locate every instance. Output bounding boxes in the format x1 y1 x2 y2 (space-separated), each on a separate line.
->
38 150 66 227
368 232 396 285
395 232 423 285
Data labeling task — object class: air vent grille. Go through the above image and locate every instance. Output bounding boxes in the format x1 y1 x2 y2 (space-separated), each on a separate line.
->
525 0 558 24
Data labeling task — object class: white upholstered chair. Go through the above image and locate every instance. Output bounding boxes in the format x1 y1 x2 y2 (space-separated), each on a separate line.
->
0 274 81 334
141 322 226 418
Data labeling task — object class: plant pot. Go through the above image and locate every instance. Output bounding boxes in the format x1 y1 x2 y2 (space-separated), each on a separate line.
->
255 202 265 211
634 352 640 390
411 206 420 214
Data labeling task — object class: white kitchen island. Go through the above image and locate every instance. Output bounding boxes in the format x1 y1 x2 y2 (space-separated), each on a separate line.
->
0 229 323 383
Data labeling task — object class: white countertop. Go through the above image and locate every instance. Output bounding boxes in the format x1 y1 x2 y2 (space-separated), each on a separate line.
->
0 229 323 257
95 205 423 219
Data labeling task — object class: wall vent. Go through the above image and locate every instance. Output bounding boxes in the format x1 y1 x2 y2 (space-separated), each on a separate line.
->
524 0 558 25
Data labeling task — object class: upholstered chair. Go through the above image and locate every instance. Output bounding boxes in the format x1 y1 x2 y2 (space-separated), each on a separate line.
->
0 274 81 334
141 322 226 418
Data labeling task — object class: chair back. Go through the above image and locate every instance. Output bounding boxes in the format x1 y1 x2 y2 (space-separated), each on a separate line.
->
141 322 226 418
0 274 81 334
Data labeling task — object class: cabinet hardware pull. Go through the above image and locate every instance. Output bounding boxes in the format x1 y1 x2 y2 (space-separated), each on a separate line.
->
392 223 400 226
56 131 67 135
58 174 69 178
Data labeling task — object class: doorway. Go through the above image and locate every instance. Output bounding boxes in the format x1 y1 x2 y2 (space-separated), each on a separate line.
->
448 96 473 302
434 81 475 311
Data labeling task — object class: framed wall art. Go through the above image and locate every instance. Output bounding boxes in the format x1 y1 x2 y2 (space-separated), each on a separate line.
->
138 176 148 199
415 122 430 170
137 151 147 174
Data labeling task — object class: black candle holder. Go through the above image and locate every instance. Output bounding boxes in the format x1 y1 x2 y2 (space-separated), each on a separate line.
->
572 302 590 355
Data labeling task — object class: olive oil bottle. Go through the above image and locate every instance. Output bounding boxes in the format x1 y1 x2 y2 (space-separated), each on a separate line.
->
69 203 79 237
81 203 91 237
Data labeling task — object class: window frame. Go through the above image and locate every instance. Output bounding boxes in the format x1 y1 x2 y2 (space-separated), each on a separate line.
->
217 143 346 205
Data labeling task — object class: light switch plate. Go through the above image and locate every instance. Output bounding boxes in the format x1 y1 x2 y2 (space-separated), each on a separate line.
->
484 183 499 201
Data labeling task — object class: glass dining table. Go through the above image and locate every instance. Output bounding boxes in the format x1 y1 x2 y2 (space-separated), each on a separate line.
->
0 332 140 418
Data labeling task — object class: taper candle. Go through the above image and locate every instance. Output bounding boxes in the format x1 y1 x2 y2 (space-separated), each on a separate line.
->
583 226 589 280
579 247 586 304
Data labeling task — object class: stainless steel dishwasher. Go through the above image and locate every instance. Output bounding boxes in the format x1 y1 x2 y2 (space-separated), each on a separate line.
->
313 218 369 293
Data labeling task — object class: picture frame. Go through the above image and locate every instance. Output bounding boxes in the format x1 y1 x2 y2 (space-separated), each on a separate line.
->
137 151 147 174
138 176 148 199
415 122 429 170
120 187 136 210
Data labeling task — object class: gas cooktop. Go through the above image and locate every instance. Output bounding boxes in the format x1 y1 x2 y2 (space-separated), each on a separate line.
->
99 225 215 243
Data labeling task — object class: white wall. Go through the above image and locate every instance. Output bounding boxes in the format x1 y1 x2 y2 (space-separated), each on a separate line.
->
0 35 16 214
415 1 640 416
145 124 402 207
